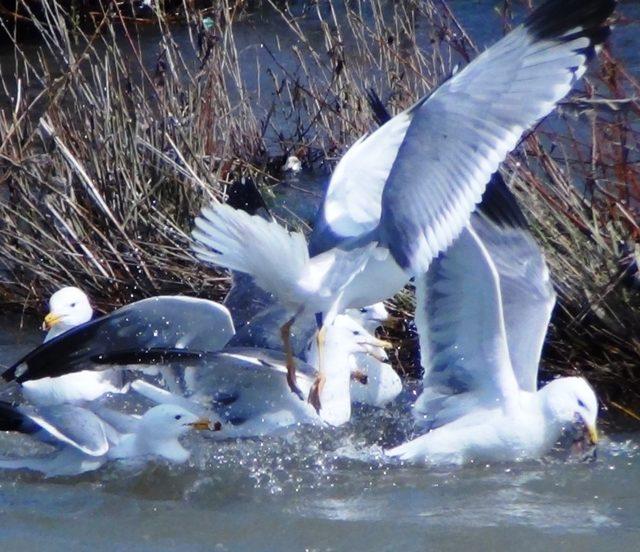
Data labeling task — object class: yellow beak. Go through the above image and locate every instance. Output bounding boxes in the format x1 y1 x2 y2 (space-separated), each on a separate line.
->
359 337 393 362
587 423 599 446
361 337 393 349
187 419 221 431
42 312 62 331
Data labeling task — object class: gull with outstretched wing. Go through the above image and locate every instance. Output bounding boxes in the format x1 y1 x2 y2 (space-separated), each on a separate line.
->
192 0 615 408
388 184 598 464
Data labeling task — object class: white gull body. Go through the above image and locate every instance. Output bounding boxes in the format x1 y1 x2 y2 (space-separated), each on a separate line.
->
387 212 599 465
0 403 213 477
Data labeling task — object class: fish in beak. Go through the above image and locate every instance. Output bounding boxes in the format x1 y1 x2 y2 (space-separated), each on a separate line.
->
42 312 63 331
575 414 598 447
187 419 222 431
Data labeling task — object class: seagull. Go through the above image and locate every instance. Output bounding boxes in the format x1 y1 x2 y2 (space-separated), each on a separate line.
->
0 402 215 477
3 295 235 388
304 313 402 408
97 317 390 436
386 183 599 465
192 0 615 403
192 203 378 403
41 287 94 341
339 304 403 408
22 287 123 406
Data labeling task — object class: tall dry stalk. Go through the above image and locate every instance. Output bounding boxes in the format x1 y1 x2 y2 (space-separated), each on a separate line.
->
0 0 263 311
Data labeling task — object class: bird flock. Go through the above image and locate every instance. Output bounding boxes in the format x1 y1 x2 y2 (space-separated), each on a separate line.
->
0 0 615 477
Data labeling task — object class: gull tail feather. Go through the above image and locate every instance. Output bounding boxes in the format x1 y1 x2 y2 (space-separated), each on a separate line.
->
192 203 310 298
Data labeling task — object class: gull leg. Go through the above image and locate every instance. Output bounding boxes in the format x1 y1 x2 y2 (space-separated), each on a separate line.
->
281 316 304 401
308 324 327 414
308 371 325 414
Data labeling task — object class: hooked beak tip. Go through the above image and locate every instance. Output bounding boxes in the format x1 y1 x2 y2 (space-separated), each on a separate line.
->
42 312 62 331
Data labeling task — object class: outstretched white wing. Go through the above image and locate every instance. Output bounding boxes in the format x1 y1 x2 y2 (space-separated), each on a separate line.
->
413 226 519 429
314 0 613 273
192 203 310 304
380 0 614 273
471 213 556 393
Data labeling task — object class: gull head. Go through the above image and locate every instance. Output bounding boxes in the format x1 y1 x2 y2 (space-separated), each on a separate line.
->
282 155 302 173
139 404 219 439
346 302 391 331
326 315 392 361
542 377 599 447
43 286 93 332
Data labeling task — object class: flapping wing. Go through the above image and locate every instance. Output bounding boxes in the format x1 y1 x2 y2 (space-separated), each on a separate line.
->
192 203 310 300
309 112 412 256
471 213 556 393
3 296 235 384
380 0 614 273
414 226 518 428
0 402 109 456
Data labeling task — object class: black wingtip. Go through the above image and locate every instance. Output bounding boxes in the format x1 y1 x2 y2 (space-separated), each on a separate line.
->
526 0 616 47
1 367 16 384
365 88 392 126
0 401 31 433
476 172 529 231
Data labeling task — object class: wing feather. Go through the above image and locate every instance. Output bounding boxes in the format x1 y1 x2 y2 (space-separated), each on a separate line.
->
413 226 518 429
471 213 556 392
379 0 614 273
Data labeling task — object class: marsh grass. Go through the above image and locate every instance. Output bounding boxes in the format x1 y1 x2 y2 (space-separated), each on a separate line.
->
0 0 638 420
0 0 266 310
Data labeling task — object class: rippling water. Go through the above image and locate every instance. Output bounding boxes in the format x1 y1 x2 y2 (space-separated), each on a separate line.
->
0 316 639 551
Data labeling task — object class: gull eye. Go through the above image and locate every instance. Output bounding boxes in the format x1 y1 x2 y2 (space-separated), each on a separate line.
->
577 399 586 409
174 414 182 420
352 330 361 336
359 308 367 313
70 302 76 308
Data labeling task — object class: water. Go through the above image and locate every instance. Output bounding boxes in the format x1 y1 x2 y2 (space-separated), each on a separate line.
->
0 317 639 551
1 3 640 550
